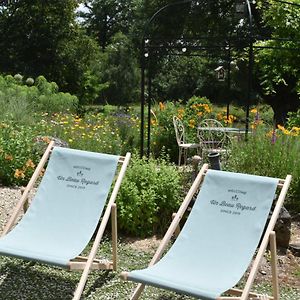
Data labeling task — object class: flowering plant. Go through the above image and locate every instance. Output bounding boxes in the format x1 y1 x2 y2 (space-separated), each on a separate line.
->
0 123 41 186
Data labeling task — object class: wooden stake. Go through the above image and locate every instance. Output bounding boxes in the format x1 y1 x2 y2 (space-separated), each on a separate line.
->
270 231 279 300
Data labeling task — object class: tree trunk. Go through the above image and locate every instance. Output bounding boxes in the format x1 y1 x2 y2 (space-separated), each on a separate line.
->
264 82 299 126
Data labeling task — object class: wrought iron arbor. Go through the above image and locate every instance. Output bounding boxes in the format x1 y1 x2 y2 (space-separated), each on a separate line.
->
140 0 300 157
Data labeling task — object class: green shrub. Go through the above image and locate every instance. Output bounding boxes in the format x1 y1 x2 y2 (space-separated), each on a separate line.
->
117 156 183 236
225 126 300 212
183 96 212 132
287 109 300 129
107 111 140 154
0 123 41 186
0 74 78 124
150 101 179 161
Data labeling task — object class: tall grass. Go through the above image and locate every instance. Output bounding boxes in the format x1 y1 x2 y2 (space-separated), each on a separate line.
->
226 126 300 212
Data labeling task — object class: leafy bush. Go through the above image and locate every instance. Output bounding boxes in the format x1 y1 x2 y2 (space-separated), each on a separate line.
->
117 156 183 236
183 96 212 130
0 123 41 186
150 101 179 161
287 109 300 129
0 74 78 124
226 126 300 212
150 97 213 161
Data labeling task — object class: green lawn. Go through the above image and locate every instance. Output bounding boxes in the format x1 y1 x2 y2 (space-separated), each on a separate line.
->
0 237 298 299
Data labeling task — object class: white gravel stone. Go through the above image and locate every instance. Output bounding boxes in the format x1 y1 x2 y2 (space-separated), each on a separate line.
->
0 186 36 234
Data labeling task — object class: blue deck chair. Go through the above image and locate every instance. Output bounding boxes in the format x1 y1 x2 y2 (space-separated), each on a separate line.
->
0 141 130 300
121 164 291 300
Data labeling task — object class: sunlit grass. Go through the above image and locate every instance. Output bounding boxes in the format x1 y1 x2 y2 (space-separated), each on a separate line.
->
0 238 298 299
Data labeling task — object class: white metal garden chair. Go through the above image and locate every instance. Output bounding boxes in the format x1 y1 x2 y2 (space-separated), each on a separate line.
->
197 118 230 163
173 116 201 166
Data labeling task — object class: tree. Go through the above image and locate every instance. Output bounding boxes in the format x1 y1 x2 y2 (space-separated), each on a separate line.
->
80 0 138 50
0 0 102 102
0 0 78 77
254 0 300 124
98 32 140 104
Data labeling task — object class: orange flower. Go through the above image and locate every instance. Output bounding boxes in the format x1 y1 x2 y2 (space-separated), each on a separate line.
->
151 119 157 126
4 154 13 161
25 159 35 169
159 102 165 111
39 168 45 177
14 169 25 179
42 136 51 144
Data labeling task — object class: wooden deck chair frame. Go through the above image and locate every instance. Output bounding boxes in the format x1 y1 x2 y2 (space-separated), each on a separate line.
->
121 164 291 300
1 141 131 300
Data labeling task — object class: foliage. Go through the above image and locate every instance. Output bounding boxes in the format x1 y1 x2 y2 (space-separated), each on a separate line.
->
152 56 209 101
98 32 140 104
0 123 41 186
79 0 137 50
117 155 183 236
0 0 77 75
150 101 179 160
38 112 125 155
56 32 104 104
226 125 300 211
287 109 300 129
254 0 300 123
183 95 212 124
107 109 140 154
0 75 78 123
180 96 213 141
0 0 102 102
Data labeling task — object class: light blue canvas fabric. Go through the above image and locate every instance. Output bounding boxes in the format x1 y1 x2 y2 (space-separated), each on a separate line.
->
0 147 119 267
128 170 279 299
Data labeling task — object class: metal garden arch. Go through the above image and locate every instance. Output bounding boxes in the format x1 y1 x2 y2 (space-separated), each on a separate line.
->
139 0 300 158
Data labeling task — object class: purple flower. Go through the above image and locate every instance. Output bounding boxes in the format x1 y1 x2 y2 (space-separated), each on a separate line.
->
271 129 276 144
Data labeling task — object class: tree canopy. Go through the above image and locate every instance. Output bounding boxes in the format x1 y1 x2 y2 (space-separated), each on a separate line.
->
0 0 298 115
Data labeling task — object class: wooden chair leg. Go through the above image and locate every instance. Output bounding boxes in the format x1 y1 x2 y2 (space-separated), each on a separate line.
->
270 231 279 300
21 187 29 213
131 283 145 300
111 203 117 271
172 213 181 237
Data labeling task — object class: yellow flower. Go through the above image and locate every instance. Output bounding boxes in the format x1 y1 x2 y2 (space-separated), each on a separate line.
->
216 113 223 121
277 124 290 135
250 108 257 114
290 127 300 136
14 169 25 179
189 119 196 128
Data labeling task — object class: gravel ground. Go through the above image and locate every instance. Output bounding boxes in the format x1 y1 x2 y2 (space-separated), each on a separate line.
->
0 187 21 232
